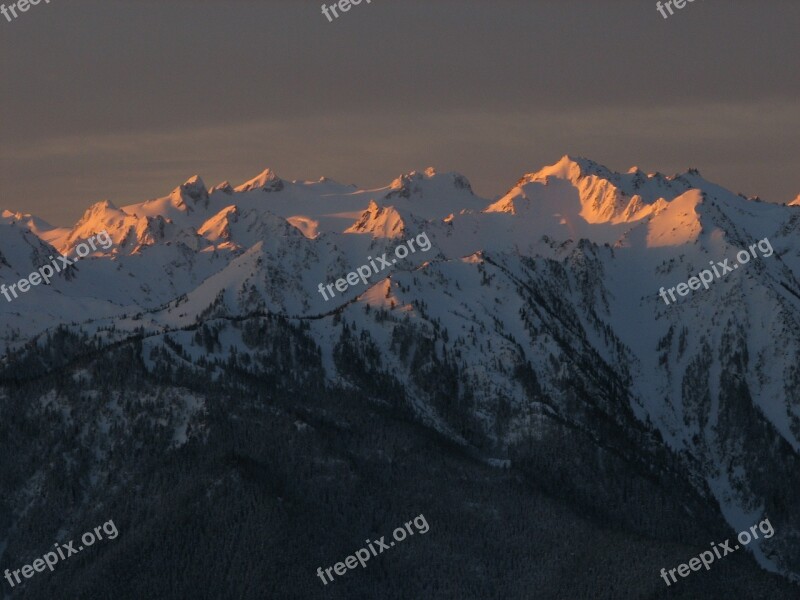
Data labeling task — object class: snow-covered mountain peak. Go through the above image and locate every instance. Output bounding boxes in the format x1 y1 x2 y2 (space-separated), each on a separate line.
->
345 199 406 238
492 157 727 237
479 158 731 248
0 210 60 243
1 209 51 228
166 175 210 210
197 203 306 250
69 200 125 236
177 175 209 202
617 188 705 249
385 168 474 199
56 197 182 255
386 170 429 198
197 205 244 245
198 204 240 238
209 181 234 195
83 199 118 216
234 168 284 193
523 155 612 184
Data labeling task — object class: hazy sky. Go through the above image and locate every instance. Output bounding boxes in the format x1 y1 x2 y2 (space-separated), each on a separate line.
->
1 0 798 226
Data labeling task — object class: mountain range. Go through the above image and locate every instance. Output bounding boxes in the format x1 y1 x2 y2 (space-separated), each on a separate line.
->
1 156 799 599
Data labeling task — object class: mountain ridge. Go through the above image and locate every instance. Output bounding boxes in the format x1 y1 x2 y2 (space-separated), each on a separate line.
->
2 156 800 591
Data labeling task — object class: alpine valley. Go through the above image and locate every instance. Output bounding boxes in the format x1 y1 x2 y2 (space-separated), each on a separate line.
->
1 156 799 599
